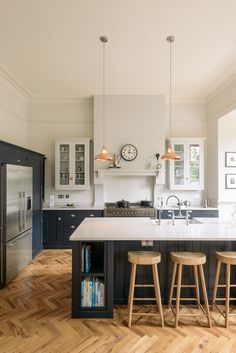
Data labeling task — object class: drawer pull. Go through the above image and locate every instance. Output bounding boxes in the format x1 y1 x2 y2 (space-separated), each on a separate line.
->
89 214 94 217
70 214 76 218
58 217 62 221
70 225 75 229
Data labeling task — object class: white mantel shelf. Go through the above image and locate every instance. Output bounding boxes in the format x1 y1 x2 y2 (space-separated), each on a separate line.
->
95 169 159 178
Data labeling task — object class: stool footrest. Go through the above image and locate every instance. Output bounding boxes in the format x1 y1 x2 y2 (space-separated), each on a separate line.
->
173 284 196 288
213 297 236 301
170 303 206 317
216 284 236 288
172 298 198 301
132 312 160 316
133 297 157 301
212 302 236 318
134 284 154 288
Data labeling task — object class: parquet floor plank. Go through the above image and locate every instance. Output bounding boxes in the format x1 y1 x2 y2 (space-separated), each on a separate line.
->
1 250 236 353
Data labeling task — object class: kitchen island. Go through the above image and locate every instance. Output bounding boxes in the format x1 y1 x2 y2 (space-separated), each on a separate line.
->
70 217 236 318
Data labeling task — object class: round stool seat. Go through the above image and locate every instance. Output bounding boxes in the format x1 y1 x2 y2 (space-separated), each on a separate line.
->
128 251 161 265
216 251 236 265
171 252 206 266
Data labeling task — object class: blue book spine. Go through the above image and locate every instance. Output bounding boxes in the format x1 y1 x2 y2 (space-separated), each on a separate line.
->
81 279 84 307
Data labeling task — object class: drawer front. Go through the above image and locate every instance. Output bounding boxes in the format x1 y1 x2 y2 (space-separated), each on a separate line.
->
78 210 103 221
63 210 80 223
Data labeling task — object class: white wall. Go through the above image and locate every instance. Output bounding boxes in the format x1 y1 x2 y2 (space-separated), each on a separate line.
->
94 95 165 204
94 95 207 206
158 100 207 206
218 111 236 218
27 98 94 204
207 78 236 209
0 77 28 146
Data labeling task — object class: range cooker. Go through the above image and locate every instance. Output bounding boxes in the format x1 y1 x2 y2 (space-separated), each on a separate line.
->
104 202 156 218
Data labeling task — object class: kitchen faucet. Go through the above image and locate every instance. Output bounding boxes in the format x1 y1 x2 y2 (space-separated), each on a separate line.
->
166 194 184 219
156 197 164 225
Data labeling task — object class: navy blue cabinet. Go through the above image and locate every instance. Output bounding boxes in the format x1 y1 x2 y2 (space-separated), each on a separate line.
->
43 211 64 247
43 210 103 248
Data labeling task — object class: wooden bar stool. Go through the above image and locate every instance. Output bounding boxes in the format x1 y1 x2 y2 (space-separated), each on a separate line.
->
212 251 236 327
169 252 212 328
127 251 164 327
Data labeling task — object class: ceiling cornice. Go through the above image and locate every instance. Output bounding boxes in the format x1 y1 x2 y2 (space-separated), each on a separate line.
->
0 61 32 101
28 95 93 104
0 59 235 105
206 73 236 102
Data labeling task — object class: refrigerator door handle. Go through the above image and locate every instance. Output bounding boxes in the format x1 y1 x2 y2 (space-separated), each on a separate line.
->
22 191 26 230
18 192 22 233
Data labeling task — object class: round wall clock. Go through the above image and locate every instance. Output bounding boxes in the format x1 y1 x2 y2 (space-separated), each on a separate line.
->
121 144 138 161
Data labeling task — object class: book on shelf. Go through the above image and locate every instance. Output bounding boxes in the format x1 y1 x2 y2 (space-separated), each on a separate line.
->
81 277 105 307
81 244 91 273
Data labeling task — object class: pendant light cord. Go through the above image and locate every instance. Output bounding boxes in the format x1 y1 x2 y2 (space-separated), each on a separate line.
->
103 39 105 145
169 37 172 139
100 36 108 148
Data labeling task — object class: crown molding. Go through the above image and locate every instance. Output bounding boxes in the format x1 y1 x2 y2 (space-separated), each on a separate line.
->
28 95 93 104
206 73 236 102
165 94 206 104
0 61 32 101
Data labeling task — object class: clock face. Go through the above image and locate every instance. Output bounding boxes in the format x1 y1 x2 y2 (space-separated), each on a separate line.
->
121 144 138 161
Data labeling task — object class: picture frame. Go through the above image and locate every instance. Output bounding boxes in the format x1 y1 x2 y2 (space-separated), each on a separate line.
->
225 174 236 189
225 152 236 167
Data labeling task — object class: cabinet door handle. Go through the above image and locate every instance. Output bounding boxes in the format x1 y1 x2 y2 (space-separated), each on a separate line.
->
70 177 73 181
70 225 75 229
58 217 62 221
89 214 94 217
70 214 76 218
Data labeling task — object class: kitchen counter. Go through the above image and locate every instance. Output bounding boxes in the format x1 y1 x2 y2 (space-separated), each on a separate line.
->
43 205 104 210
70 217 236 241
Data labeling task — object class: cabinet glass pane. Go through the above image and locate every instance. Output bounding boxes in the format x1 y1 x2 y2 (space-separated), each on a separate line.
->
189 144 200 185
174 144 184 185
59 144 69 185
75 144 85 185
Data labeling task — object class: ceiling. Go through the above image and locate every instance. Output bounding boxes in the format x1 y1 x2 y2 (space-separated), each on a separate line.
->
0 0 236 98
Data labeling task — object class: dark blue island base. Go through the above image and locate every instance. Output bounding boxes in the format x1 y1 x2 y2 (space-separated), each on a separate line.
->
72 240 236 318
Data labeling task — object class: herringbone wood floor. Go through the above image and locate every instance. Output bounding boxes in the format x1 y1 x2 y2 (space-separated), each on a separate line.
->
1 250 236 353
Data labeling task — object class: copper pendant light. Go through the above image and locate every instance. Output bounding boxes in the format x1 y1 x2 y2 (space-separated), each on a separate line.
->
94 36 113 161
161 36 180 161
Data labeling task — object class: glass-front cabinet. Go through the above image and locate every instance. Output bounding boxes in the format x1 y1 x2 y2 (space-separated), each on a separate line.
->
169 138 204 190
55 138 90 190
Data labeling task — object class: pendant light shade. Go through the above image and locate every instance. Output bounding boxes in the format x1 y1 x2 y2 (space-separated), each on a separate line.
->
161 144 181 161
161 36 180 161
94 36 113 162
94 145 113 161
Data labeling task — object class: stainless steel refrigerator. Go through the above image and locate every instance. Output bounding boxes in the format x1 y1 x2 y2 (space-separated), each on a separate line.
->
1 164 33 284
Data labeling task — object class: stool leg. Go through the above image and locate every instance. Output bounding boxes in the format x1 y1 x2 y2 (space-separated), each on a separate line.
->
152 264 164 327
168 261 177 308
199 264 212 328
175 264 182 328
225 264 231 328
194 265 200 309
212 260 221 308
128 263 136 327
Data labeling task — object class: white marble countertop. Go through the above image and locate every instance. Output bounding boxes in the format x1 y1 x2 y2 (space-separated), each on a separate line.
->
43 205 104 210
69 217 236 241
43 205 217 211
